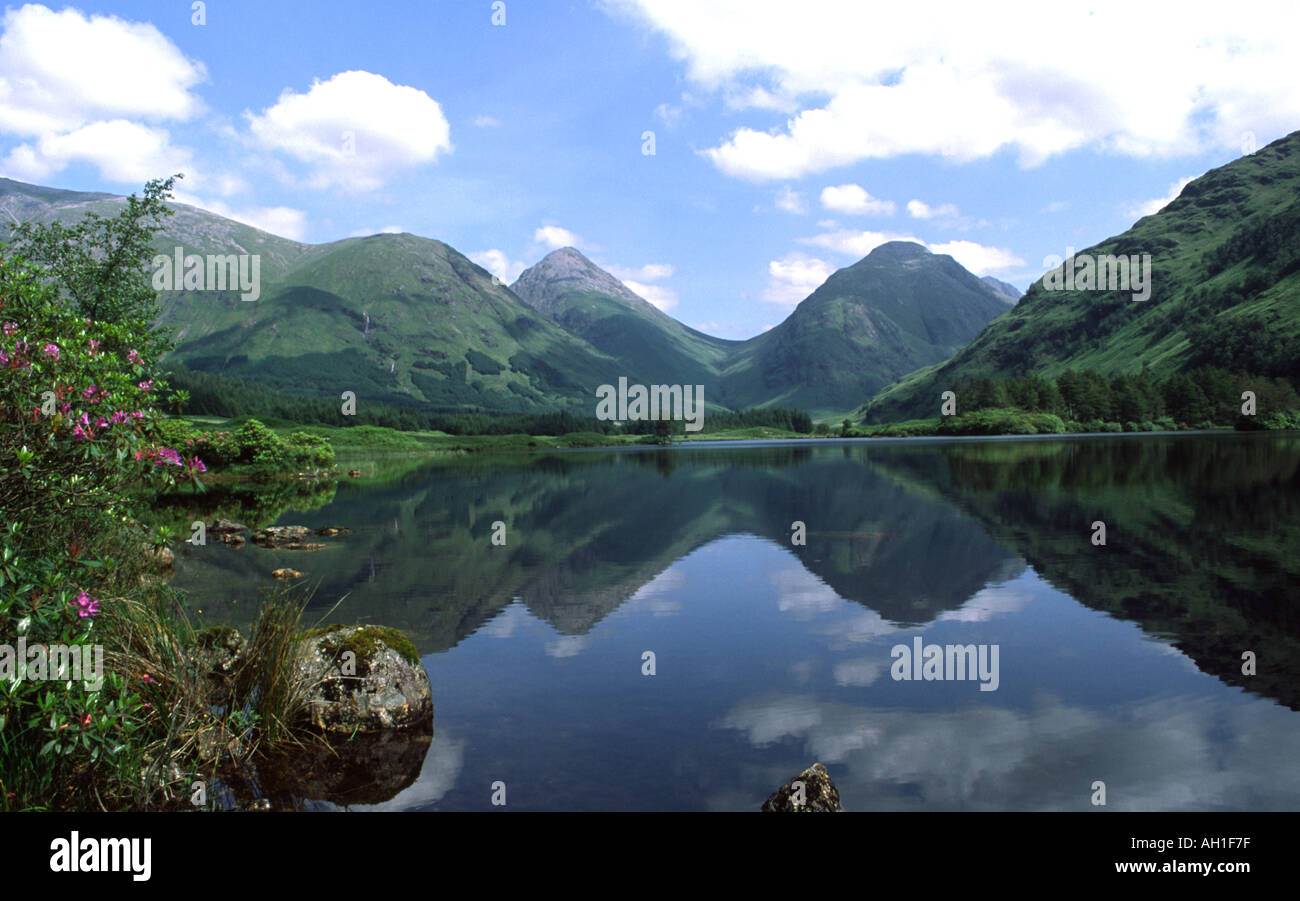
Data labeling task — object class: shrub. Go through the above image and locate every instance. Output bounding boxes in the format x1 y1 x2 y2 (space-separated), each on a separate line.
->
1255 410 1300 430
936 408 1036 436
284 431 334 468
0 246 202 808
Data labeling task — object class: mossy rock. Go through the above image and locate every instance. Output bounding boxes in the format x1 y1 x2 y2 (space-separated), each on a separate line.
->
300 623 420 670
296 625 430 733
190 626 245 673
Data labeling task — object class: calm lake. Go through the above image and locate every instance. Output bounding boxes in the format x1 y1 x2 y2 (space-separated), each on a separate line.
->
168 432 1300 811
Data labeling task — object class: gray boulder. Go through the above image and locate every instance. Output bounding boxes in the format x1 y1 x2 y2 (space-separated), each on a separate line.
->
297 625 432 733
761 762 841 812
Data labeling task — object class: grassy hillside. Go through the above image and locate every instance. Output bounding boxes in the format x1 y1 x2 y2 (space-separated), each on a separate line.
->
510 247 738 403
0 179 633 415
159 233 631 413
1 177 1016 422
863 129 1300 423
722 241 1013 417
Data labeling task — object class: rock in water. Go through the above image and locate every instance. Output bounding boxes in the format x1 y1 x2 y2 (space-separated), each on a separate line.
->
761 763 841 812
297 625 432 733
251 525 312 548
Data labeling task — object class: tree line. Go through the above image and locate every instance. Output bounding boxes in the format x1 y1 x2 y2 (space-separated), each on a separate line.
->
165 365 815 435
953 366 1300 426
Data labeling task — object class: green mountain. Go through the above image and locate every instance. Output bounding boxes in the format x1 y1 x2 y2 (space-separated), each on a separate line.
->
981 276 1023 303
1 178 1011 420
719 241 1015 416
0 178 631 414
510 247 738 393
157 233 634 413
863 129 1300 423
511 241 1014 418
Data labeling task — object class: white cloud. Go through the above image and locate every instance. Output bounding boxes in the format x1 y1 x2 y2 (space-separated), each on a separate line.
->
3 119 193 185
653 102 683 128
193 198 309 241
545 634 593 658
0 5 205 137
907 199 960 220
605 262 675 281
0 6 205 184
478 601 530 638
832 657 887 688
927 240 1024 276
472 114 501 127
936 583 1034 623
796 228 1024 275
348 225 405 238
622 279 679 311
246 70 452 191
609 0 1300 179
763 253 835 307
470 248 526 284
799 228 921 258
533 225 584 249
775 185 806 214
692 320 766 338
601 259 679 309
1127 176 1196 218
820 183 894 215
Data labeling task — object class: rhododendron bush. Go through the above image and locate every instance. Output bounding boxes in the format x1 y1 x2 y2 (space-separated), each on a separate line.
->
0 177 202 809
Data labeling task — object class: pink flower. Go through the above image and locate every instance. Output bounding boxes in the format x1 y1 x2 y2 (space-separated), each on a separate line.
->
135 445 184 467
88 339 100 354
1 322 15 336
137 379 153 392
72 590 100 619
127 349 142 365
42 343 59 361
189 456 207 474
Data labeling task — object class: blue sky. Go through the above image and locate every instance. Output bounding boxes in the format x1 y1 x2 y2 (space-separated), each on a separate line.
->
2 0 1298 338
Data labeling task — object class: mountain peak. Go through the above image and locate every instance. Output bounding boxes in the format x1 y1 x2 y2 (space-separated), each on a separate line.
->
511 245 646 312
864 240 932 262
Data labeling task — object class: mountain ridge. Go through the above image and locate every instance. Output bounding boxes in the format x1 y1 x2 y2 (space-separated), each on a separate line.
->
861 128 1300 423
0 176 1022 419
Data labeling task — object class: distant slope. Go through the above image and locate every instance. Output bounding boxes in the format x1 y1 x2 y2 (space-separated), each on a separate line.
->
510 247 738 394
0 178 629 414
862 129 1300 423
981 276 1022 304
719 242 1013 416
157 234 634 413
2 177 1015 420
0 177 311 284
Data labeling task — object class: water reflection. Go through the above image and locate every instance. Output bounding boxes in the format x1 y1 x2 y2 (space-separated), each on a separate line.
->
167 433 1300 809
